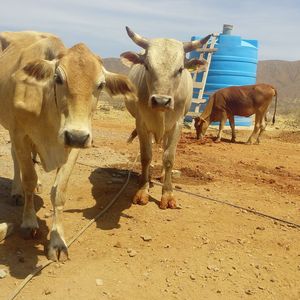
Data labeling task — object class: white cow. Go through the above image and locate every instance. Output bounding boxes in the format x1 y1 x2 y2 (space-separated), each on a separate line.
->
0 31 136 260
121 27 214 209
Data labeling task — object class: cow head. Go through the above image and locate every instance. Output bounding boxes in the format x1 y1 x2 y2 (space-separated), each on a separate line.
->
194 116 209 140
13 42 136 149
121 27 212 111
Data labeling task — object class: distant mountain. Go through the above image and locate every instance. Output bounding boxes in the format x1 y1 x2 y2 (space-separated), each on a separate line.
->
257 60 300 100
103 58 300 108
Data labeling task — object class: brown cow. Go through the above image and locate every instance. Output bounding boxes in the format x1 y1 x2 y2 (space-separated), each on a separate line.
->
194 84 277 144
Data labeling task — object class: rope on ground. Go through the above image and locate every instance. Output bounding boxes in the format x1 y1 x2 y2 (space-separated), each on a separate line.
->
7 154 139 300
152 180 300 229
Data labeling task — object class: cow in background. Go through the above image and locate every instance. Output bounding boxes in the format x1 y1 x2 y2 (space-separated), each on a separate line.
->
194 84 277 144
121 27 215 209
0 31 136 260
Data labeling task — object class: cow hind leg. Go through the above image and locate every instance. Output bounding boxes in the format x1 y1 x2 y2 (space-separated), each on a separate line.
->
133 127 152 206
48 149 79 261
255 116 267 144
228 115 236 143
246 113 263 144
160 122 182 209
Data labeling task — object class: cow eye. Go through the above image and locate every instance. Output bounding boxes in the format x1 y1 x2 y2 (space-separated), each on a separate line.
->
178 67 184 75
54 74 63 85
98 81 106 90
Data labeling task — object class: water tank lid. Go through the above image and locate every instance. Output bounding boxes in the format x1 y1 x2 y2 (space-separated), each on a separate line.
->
223 24 233 35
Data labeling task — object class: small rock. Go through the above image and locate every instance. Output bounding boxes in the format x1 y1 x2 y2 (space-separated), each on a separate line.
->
96 278 104 286
114 241 122 248
174 185 182 190
140 235 152 242
217 290 221 294
164 244 171 248
245 289 252 295
0 269 7 279
44 288 51 295
171 170 181 178
256 226 265 231
190 274 196 280
127 249 137 257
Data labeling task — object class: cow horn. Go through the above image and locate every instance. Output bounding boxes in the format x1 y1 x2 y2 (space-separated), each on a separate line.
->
183 34 212 53
126 26 149 49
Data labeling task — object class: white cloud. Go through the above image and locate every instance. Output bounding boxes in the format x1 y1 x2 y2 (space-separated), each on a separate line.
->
1 0 299 60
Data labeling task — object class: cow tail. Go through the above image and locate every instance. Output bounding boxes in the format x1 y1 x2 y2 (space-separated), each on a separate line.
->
272 88 277 125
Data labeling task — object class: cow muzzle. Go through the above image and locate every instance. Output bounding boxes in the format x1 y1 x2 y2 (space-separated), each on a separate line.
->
149 94 174 111
64 130 90 148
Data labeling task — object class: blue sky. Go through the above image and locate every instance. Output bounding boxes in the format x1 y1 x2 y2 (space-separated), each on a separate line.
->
1 0 299 61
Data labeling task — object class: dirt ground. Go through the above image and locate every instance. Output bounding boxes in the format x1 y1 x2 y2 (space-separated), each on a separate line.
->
0 108 299 300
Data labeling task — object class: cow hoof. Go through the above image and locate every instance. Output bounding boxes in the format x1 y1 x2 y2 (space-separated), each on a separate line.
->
214 139 221 143
160 193 177 209
20 227 39 240
245 141 253 145
11 194 24 206
48 244 69 262
231 139 236 143
133 189 149 205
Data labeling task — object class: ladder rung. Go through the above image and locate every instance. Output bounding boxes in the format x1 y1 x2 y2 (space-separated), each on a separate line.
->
191 98 207 104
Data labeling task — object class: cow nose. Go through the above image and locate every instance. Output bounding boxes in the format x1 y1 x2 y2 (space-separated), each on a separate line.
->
64 130 90 148
150 95 173 109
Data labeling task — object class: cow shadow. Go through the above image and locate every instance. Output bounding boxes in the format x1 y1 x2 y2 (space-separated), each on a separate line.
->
217 137 246 145
0 176 49 280
65 166 160 231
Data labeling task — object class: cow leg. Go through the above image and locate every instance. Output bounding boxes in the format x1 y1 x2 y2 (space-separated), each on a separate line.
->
247 113 263 144
133 125 152 205
160 122 181 209
48 148 79 261
11 143 24 206
32 151 42 194
215 113 227 143
228 115 236 143
13 138 39 238
256 114 267 144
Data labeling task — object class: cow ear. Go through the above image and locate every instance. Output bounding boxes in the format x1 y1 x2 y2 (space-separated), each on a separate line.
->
120 51 144 67
12 59 56 115
104 69 137 100
185 58 208 72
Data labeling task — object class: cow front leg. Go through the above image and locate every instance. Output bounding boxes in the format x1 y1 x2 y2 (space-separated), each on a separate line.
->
11 143 24 206
215 113 227 143
13 138 39 238
160 122 181 209
133 126 152 205
48 149 79 261
228 115 236 142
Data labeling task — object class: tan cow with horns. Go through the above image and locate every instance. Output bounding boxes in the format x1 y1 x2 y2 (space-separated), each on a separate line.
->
0 31 136 261
121 27 215 209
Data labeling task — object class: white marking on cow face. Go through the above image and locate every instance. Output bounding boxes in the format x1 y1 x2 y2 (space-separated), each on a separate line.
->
144 39 185 111
54 44 104 148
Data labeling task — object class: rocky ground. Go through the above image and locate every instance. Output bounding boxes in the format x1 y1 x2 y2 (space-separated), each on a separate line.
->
0 108 299 300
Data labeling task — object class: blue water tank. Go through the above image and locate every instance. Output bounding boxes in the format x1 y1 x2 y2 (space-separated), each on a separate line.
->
189 25 258 126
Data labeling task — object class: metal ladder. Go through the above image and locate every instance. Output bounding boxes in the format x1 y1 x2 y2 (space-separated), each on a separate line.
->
186 34 218 118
